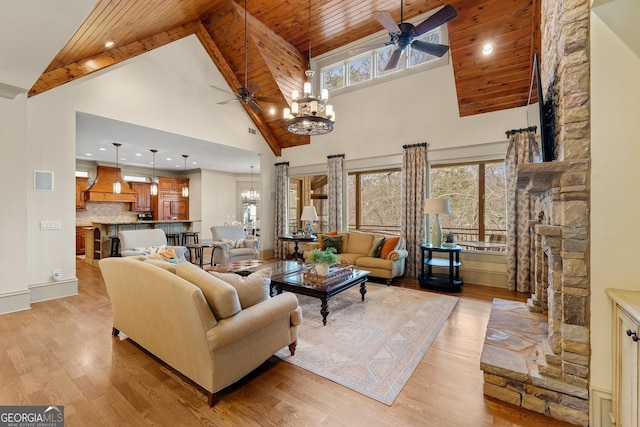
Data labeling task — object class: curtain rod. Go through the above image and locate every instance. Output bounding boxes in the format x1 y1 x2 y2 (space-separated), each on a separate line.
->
274 161 290 166
505 126 537 136
327 154 345 159
402 142 428 149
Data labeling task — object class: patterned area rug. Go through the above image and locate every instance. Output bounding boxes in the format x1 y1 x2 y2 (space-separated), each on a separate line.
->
275 283 458 405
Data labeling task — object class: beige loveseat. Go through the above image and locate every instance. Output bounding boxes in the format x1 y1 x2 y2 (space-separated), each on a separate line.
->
303 230 408 284
99 257 302 405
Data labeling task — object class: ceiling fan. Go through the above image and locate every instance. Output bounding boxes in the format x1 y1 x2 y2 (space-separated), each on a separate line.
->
209 0 275 114
349 3 457 71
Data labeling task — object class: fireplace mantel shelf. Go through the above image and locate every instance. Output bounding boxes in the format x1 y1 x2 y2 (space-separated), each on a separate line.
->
516 159 589 193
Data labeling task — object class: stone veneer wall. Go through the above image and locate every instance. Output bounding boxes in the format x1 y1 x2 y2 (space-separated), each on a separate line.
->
480 0 591 426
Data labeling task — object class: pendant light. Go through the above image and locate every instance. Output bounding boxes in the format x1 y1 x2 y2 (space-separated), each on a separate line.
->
241 166 260 206
149 149 158 196
181 154 189 198
112 142 122 194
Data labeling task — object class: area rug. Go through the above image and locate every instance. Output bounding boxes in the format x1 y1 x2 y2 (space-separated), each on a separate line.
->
274 283 458 405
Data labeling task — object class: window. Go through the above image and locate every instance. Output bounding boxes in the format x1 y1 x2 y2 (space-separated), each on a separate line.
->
430 161 507 250
347 169 402 233
320 29 444 93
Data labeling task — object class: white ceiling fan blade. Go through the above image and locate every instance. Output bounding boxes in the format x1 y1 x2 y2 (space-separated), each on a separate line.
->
373 10 401 34
217 98 238 105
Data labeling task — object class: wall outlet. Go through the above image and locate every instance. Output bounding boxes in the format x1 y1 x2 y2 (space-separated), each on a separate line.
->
52 269 61 281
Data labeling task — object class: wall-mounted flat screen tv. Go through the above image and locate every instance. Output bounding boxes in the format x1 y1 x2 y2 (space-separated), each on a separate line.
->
526 52 555 162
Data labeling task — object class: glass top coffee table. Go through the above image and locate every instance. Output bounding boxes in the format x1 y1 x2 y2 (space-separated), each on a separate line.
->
271 267 370 325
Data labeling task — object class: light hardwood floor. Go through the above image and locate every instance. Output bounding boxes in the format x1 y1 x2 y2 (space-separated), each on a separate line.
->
0 260 575 426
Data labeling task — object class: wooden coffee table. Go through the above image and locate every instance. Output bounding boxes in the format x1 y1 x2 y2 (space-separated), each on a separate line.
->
271 268 370 325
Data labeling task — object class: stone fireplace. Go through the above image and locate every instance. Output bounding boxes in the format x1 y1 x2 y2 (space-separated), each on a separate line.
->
479 0 591 426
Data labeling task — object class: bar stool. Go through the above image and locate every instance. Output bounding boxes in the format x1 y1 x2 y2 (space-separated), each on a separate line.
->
109 237 121 257
181 231 199 245
166 233 181 246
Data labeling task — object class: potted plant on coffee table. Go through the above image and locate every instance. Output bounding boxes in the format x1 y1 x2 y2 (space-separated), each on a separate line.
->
308 247 339 276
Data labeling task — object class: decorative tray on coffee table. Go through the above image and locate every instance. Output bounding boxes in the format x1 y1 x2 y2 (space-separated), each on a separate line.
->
303 261 353 285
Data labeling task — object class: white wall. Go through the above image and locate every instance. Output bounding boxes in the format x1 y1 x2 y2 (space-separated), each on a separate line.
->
590 0 640 402
0 95 29 313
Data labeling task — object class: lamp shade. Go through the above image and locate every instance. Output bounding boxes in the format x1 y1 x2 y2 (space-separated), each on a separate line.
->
424 198 451 215
300 205 318 221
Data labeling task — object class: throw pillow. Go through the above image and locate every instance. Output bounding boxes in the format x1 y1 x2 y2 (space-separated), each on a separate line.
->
147 247 177 261
144 259 178 273
134 245 167 254
176 262 241 319
222 239 245 249
379 236 400 259
322 235 343 253
368 237 386 257
317 230 338 246
208 268 272 309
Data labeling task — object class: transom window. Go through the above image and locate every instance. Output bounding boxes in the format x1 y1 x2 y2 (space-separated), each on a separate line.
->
320 30 443 92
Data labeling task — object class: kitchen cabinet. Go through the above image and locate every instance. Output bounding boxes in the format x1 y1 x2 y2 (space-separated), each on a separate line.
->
75 177 89 210
607 289 640 427
75 226 90 255
129 182 152 212
152 176 189 220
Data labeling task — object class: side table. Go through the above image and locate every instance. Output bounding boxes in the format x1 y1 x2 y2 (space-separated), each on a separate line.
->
278 235 317 261
418 244 463 292
186 243 217 269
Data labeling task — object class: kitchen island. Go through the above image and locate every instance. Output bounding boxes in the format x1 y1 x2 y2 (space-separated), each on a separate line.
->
84 220 199 262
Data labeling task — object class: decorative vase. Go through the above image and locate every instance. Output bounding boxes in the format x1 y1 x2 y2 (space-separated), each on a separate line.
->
315 263 330 276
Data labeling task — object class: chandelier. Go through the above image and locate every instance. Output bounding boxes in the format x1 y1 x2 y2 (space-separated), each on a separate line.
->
242 166 260 206
283 0 335 136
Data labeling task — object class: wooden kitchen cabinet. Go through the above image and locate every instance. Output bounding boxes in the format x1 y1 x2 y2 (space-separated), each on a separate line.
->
152 176 189 220
129 182 152 212
75 227 89 255
75 177 89 210
607 289 640 427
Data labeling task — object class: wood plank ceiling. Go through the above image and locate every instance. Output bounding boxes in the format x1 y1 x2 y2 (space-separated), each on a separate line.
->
29 0 540 156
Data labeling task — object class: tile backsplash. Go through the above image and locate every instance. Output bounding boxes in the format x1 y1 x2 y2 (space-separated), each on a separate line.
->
76 202 138 226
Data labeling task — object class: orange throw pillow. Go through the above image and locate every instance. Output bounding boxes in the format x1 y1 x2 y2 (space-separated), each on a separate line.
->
318 230 338 246
379 237 400 259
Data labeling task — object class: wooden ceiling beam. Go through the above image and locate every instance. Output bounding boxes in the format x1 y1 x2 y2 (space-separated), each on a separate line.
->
29 22 200 97
193 21 282 156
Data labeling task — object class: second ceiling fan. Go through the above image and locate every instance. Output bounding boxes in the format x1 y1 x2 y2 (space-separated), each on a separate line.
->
350 3 457 71
210 0 276 113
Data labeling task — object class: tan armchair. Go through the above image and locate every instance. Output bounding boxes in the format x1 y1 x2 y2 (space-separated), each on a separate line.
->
211 225 259 265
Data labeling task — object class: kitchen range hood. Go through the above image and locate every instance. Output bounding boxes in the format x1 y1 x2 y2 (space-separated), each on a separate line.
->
85 166 136 202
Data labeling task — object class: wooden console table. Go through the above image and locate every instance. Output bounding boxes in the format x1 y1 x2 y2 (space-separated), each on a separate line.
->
418 244 463 292
278 235 317 261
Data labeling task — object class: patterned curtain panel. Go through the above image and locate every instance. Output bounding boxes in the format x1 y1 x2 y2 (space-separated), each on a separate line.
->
401 143 427 278
505 129 540 292
327 154 344 231
273 162 289 260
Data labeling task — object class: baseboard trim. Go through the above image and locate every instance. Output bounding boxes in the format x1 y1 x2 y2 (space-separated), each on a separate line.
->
29 278 78 304
0 289 31 315
590 386 613 427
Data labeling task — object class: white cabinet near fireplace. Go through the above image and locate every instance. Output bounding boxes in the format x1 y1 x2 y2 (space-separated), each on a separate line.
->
606 288 640 427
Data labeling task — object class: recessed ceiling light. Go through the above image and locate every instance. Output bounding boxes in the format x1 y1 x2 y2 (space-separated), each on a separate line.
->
99 147 107 151
135 153 141 157
166 157 172 161
105 41 115 48
482 43 493 55
85 153 93 156
269 107 276 115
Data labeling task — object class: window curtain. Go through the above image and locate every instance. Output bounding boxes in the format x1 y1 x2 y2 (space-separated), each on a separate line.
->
274 162 289 260
327 154 344 231
505 128 540 292
401 143 427 278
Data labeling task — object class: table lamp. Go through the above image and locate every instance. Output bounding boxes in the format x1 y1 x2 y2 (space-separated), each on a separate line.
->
424 198 451 247
300 206 318 236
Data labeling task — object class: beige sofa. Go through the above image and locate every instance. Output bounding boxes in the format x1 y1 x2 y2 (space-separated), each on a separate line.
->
303 230 408 284
99 257 302 405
